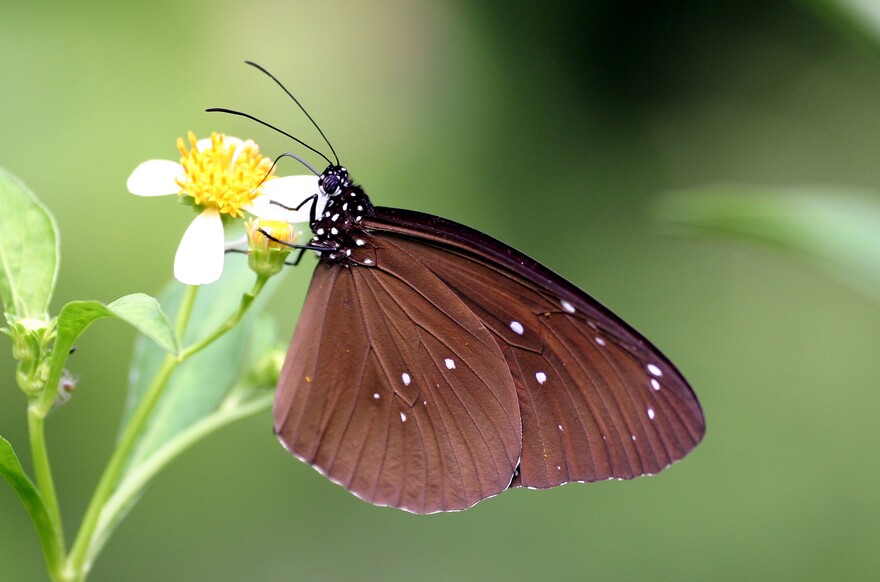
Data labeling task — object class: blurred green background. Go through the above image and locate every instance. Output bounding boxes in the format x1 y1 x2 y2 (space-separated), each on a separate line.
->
3 0 880 580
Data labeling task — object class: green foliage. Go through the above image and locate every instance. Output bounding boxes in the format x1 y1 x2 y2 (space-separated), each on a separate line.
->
0 167 59 323
657 186 880 298
0 436 62 574
0 169 284 580
34 295 179 416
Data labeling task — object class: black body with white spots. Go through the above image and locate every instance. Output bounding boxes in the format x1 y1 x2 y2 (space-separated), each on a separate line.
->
306 165 376 267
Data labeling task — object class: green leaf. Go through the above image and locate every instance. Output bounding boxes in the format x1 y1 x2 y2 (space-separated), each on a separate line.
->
106 294 179 355
0 167 59 322
123 259 283 469
56 294 179 357
0 436 63 572
656 185 880 298
36 294 178 416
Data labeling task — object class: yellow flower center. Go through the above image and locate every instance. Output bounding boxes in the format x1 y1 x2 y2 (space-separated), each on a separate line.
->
175 131 274 217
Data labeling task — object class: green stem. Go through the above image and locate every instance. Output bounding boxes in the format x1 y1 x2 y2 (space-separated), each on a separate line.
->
27 408 66 580
175 279 199 339
179 275 267 360
65 284 200 578
66 354 178 578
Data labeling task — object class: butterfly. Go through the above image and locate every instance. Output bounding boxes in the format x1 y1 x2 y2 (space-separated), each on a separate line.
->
215 62 705 514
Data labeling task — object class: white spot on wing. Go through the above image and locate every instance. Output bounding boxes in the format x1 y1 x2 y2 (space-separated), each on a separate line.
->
400 412 407 422
647 363 663 377
401 372 411 386
373 392 380 399
595 336 606 346
444 358 456 370
647 407 655 420
650 378 661 391
560 299 575 313
509 321 524 335
535 371 547 385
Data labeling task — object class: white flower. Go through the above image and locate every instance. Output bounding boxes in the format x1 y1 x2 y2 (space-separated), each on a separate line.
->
127 132 325 285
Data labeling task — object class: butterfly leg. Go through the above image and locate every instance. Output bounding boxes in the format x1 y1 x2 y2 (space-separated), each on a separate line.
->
257 227 330 253
285 248 308 266
225 240 311 267
270 193 320 225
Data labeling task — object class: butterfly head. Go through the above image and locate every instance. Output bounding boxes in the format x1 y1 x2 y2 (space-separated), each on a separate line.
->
319 165 350 197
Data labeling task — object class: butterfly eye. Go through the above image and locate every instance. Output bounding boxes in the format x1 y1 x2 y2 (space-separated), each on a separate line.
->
320 173 341 196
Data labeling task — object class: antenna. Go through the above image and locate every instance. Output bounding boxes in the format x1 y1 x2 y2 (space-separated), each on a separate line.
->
244 60 340 166
206 107 334 167
273 152 320 176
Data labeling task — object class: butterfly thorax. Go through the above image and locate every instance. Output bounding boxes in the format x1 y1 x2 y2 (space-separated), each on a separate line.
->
310 165 377 267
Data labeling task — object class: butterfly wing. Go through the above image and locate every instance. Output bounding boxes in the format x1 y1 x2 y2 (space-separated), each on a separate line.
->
274 241 521 513
365 207 706 489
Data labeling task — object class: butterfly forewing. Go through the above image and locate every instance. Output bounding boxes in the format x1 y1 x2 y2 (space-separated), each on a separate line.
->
365 208 706 490
275 242 522 513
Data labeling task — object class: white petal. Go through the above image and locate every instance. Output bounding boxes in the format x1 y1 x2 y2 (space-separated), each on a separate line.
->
127 160 184 196
246 195 286 221
250 175 324 222
173 208 225 285
224 234 248 252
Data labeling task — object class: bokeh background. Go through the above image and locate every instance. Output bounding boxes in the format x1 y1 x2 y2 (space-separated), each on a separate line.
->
3 1 880 580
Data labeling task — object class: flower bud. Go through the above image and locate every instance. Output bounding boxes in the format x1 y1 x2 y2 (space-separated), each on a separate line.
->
245 218 298 277
3 316 55 397
246 347 286 389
